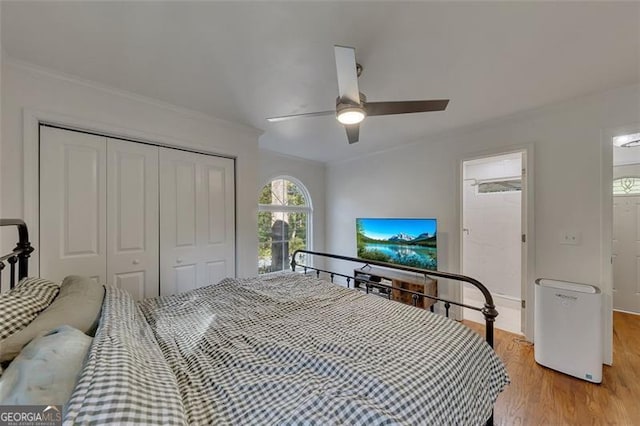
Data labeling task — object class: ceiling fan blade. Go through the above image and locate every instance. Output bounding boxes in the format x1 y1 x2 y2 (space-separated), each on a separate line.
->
345 124 360 144
266 110 335 123
365 99 449 116
334 45 360 105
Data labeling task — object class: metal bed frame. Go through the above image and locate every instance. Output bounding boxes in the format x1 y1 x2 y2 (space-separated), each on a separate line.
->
0 223 499 425
292 250 500 426
0 223 500 347
291 249 499 348
0 219 33 290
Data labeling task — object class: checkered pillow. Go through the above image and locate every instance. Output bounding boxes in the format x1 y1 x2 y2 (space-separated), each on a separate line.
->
0 277 60 339
11 277 60 297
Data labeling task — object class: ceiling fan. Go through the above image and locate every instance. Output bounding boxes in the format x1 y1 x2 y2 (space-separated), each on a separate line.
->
266 45 450 144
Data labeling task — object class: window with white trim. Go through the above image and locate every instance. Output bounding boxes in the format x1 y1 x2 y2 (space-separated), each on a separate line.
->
258 177 312 274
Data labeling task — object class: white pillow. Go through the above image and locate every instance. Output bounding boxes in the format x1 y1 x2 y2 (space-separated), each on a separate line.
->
0 325 92 406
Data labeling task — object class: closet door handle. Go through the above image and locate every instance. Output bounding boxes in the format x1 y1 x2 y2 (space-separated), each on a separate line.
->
132 259 140 265
176 258 183 264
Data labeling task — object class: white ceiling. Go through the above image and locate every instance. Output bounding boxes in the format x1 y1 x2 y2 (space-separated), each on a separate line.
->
2 1 639 163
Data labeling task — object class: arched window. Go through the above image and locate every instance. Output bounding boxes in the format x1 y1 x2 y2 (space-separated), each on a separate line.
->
258 177 312 274
614 177 640 195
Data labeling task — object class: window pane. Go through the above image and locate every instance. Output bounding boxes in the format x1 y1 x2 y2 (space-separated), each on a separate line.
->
478 179 522 194
271 219 288 243
286 181 307 206
259 179 285 206
258 242 272 274
259 179 308 207
271 179 286 206
270 241 288 272
258 212 273 243
259 184 272 204
287 213 306 238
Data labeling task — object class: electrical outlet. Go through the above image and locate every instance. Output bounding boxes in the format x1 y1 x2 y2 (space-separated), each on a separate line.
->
560 231 581 245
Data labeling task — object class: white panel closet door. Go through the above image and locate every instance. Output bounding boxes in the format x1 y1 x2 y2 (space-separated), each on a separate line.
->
106 139 159 300
40 126 107 284
159 148 235 295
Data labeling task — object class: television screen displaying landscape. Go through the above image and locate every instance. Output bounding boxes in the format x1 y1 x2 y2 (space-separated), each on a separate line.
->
356 218 437 270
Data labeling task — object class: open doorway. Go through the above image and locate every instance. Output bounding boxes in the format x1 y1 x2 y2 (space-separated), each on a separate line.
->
461 151 526 334
612 132 640 315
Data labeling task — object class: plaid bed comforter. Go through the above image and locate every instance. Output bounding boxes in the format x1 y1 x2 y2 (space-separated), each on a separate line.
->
65 273 509 425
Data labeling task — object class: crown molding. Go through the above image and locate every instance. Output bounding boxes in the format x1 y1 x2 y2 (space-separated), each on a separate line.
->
259 148 326 167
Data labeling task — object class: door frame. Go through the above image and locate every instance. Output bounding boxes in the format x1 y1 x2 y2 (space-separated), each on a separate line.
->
23 108 237 278
602 123 640 365
612 190 640 315
458 145 534 341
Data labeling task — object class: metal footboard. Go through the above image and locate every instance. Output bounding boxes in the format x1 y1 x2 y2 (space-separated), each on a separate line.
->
291 250 500 426
291 249 498 348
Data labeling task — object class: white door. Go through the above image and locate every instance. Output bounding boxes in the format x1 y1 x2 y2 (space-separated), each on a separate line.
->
106 139 159 300
40 126 107 284
613 196 640 313
159 148 235 295
461 152 524 335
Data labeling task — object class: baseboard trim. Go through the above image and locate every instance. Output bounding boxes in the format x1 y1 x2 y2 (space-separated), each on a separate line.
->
613 308 640 316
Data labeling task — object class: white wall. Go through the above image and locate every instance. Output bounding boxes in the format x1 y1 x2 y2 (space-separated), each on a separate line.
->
326 83 640 364
1 59 261 278
258 149 326 267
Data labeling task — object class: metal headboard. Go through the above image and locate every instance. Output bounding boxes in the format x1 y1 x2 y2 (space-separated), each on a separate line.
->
0 219 34 290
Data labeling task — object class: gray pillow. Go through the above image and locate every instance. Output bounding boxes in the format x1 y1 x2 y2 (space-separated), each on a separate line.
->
0 275 104 362
0 325 92 405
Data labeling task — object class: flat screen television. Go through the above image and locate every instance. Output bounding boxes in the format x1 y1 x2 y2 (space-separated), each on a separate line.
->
356 218 437 270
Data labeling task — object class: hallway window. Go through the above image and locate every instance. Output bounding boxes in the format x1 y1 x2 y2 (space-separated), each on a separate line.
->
258 177 312 274
613 177 640 195
477 178 522 194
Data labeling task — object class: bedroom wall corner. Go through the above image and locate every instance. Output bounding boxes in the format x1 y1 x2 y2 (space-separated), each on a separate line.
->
0 58 262 279
258 149 326 270
325 83 640 365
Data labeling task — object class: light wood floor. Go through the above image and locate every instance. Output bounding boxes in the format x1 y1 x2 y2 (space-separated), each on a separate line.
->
464 311 640 425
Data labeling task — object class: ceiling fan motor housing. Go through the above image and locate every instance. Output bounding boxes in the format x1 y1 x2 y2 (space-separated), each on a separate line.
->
335 93 367 108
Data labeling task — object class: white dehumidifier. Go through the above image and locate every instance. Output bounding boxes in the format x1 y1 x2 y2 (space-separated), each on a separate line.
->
534 278 602 383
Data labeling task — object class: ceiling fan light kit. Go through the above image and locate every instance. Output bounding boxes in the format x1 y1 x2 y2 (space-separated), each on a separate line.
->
336 105 366 125
266 45 450 145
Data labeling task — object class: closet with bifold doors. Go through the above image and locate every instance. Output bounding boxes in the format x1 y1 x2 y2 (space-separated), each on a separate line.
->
39 125 235 300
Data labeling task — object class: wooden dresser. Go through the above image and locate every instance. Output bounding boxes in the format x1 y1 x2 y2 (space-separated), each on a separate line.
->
354 266 437 310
